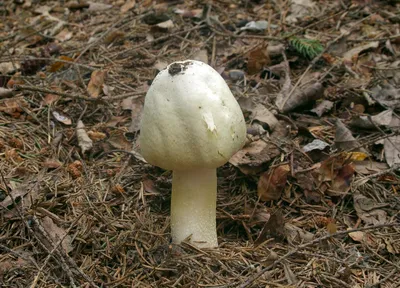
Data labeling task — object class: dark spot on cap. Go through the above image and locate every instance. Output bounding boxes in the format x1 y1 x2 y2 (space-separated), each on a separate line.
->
168 61 193 76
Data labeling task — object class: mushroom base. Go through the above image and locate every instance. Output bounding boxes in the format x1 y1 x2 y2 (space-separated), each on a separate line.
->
171 168 218 248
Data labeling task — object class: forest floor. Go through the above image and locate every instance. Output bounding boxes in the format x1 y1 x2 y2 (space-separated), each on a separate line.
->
0 0 400 287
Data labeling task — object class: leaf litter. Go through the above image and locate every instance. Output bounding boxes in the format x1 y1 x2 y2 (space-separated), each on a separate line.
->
1 0 400 287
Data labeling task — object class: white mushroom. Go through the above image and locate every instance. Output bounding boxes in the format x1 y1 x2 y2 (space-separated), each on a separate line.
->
139 60 246 248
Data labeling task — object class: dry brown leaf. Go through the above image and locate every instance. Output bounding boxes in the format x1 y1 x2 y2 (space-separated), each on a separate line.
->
229 139 281 174
43 93 59 105
326 221 337 235
43 159 62 169
335 119 360 151
107 130 132 151
76 120 93 154
87 70 107 98
104 30 125 45
254 210 285 245
48 55 74 72
348 230 365 242
87 131 106 141
120 0 135 13
55 28 73 42
40 216 73 253
247 44 270 75
257 164 290 201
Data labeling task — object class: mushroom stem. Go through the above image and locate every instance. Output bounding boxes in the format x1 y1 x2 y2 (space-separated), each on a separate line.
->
171 168 218 248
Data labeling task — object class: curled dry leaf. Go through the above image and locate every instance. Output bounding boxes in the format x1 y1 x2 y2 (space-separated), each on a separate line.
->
76 120 93 154
257 164 290 201
284 223 314 245
87 131 106 142
87 70 107 98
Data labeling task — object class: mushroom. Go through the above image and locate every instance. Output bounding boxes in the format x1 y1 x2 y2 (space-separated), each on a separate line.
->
139 60 246 248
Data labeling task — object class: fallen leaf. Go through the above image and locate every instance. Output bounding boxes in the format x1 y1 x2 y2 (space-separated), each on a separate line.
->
87 70 107 98
107 130 133 151
48 56 74 72
284 264 298 285
156 19 174 29
88 2 113 11
39 216 73 253
257 165 290 201
348 230 365 242
43 159 62 169
354 161 389 174
229 139 281 174
238 98 278 131
104 30 125 45
87 131 106 141
351 110 393 129
335 119 361 151
276 82 324 113
247 44 270 75
302 139 330 152
370 83 400 111
55 28 73 42
76 120 93 154
285 222 314 244
311 100 334 117
327 221 337 235
255 210 285 245
52 111 72 125
43 93 59 105
384 135 400 167
354 193 389 225
120 0 135 13
240 20 277 31
286 0 318 24
328 164 355 196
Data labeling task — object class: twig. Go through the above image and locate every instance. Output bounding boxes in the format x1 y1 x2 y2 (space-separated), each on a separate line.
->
236 222 400 288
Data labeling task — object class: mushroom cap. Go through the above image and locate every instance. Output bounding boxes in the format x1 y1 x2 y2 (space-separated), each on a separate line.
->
139 60 246 171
